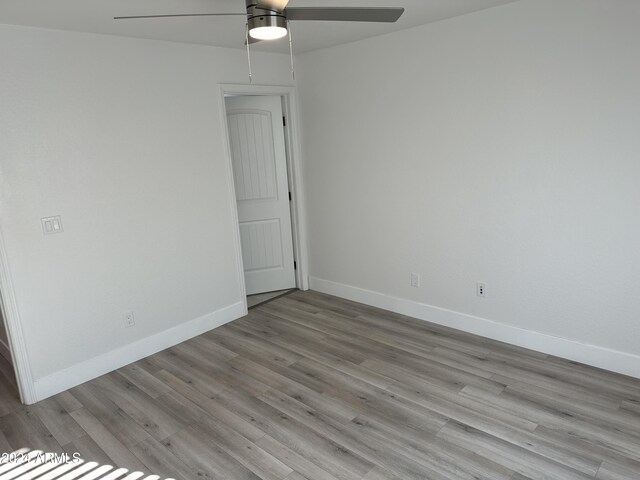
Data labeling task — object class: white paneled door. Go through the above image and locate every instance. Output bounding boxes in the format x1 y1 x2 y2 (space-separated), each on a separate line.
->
226 95 296 295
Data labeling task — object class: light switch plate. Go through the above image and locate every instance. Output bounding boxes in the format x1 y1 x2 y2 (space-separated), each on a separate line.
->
41 216 63 235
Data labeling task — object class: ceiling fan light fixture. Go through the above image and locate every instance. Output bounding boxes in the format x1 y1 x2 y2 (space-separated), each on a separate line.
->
250 25 288 40
248 14 288 40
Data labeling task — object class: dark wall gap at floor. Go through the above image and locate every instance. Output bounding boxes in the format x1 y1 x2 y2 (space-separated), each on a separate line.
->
247 289 296 309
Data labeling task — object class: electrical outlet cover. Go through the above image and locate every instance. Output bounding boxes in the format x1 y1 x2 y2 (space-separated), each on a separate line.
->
41 216 63 235
123 311 135 328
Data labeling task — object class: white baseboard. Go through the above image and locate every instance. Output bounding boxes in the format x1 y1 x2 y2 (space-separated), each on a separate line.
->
32 301 246 404
0 338 12 365
309 277 640 380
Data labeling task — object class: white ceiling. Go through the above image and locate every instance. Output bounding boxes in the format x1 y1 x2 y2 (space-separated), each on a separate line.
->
0 0 519 53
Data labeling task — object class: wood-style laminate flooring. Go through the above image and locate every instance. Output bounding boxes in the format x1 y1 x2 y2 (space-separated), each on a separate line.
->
1 290 639 479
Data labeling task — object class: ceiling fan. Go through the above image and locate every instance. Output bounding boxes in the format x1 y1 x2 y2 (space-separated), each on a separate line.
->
114 0 405 44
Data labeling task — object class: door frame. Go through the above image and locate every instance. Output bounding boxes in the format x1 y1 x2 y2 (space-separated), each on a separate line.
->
218 84 309 309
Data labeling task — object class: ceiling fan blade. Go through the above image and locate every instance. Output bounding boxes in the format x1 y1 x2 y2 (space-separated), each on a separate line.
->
114 13 245 20
258 0 291 11
285 7 404 23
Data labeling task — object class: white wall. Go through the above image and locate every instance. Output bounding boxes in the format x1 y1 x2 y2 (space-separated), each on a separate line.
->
0 24 294 401
297 0 640 376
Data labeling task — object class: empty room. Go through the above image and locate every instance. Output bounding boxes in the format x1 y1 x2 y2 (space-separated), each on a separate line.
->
0 0 639 479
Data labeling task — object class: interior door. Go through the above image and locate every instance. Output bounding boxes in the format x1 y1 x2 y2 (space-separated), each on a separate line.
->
226 95 296 296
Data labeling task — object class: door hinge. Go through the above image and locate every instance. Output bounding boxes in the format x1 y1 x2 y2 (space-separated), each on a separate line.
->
283 116 286 126
294 261 297 270
288 191 292 201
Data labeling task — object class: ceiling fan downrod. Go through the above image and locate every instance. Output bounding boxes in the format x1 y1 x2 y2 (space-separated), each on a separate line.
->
288 20 295 81
245 24 253 84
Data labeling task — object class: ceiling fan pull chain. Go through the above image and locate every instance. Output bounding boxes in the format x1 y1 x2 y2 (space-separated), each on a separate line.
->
288 20 295 81
245 23 253 84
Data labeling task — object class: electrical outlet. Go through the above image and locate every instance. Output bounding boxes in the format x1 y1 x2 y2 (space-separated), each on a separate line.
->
411 273 421 288
477 282 487 298
123 311 135 328
41 215 63 235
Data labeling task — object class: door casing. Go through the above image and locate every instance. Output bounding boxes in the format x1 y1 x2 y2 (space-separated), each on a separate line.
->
219 84 309 312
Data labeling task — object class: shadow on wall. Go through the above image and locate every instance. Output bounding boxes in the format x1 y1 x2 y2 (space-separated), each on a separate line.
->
0 290 10 363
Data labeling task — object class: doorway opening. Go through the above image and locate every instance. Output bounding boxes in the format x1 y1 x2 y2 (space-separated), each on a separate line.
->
220 85 308 311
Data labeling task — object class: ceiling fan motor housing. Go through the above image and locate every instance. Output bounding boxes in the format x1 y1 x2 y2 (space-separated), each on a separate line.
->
246 1 287 29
